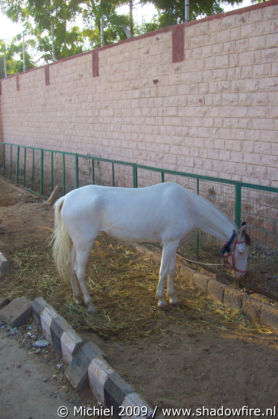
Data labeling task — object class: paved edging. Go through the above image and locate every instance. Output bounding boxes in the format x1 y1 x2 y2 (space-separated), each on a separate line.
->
134 244 278 333
0 252 9 278
32 297 154 418
193 274 278 330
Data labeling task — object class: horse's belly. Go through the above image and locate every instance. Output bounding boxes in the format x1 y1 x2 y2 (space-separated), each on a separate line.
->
101 224 161 243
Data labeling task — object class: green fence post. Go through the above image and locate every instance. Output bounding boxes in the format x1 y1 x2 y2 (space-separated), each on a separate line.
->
16 146 20 184
196 177 200 260
40 149 44 195
50 151 54 191
9 145 12 178
133 164 138 188
235 183 242 228
32 148 35 185
62 153 66 195
91 159 95 184
75 154 79 189
161 171 165 183
23 147 26 187
112 162 115 186
3 143 6 176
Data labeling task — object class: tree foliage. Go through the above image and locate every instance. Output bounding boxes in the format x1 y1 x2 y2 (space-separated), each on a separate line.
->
1 0 85 62
0 36 35 78
80 0 130 47
140 0 248 27
0 0 254 74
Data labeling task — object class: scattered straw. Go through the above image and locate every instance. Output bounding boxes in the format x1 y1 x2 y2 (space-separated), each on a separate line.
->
0 234 275 342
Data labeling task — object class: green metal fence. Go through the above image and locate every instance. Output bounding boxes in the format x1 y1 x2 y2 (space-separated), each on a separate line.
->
1 142 278 251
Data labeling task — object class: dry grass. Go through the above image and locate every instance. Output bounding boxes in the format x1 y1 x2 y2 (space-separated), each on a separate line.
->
1 232 273 342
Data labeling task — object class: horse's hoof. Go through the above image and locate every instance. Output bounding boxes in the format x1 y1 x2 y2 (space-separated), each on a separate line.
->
158 301 171 311
170 302 182 308
74 298 83 305
169 297 179 305
88 303 97 314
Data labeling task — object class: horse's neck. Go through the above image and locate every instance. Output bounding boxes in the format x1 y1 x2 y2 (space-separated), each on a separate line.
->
192 194 235 242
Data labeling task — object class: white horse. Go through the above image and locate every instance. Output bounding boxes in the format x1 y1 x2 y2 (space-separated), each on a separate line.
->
52 182 250 313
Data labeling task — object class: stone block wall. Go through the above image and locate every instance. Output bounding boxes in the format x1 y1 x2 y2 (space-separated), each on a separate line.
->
0 0 278 187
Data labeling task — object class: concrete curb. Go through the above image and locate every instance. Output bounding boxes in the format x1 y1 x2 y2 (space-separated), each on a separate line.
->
0 296 32 327
191 271 278 330
0 252 9 279
32 297 154 418
0 297 10 310
134 244 278 333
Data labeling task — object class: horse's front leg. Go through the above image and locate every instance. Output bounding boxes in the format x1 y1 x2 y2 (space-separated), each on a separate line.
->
75 242 97 313
156 241 179 309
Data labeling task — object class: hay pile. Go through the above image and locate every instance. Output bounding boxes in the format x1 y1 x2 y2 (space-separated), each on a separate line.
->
1 234 271 341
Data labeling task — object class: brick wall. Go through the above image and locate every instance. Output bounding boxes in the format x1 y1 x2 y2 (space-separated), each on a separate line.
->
0 0 278 187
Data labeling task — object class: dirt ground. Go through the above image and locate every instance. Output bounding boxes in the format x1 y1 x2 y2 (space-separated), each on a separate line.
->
0 325 96 419
1 176 278 417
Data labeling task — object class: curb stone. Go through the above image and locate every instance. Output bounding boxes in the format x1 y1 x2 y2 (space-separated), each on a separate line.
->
193 271 278 331
88 356 115 402
260 303 278 330
207 278 225 304
61 327 84 365
40 305 60 342
32 296 50 325
223 287 243 310
0 252 9 279
0 297 10 310
104 371 136 416
88 355 153 418
65 341 104 390
242 295 262 323
33 297 85 366
50 314 74 358
193 273 210 296
0 296 32 326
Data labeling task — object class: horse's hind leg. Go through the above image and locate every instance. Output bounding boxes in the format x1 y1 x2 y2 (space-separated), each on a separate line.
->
69 247 83 304
74 241 97 313
156 241 179 309
167 254 179 305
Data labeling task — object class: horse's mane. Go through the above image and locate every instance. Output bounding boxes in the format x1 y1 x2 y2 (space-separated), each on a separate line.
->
191 192 236 242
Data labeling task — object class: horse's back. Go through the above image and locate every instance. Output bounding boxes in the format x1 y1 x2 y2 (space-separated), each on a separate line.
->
97 182 191 242
61 182 191 222
60 182 193 243
62 182 186 206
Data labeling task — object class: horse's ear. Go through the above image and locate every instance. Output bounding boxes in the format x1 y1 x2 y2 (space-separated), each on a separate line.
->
240 221 247 233
240 221 251 245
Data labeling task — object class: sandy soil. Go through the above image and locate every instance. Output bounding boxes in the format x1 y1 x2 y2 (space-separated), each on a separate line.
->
1 176 278 417
0 326 96 419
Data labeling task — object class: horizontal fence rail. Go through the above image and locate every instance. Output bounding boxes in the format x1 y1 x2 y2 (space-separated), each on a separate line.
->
1 142 278 252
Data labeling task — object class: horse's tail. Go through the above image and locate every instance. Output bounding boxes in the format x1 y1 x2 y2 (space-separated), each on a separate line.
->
51 196 72 281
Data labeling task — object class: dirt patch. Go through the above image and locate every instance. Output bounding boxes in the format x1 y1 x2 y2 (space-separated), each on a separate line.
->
1 176 278 413
0 323 98 419
0 178 50 255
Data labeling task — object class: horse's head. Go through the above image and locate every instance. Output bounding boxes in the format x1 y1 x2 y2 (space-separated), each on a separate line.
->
222 222 251 279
